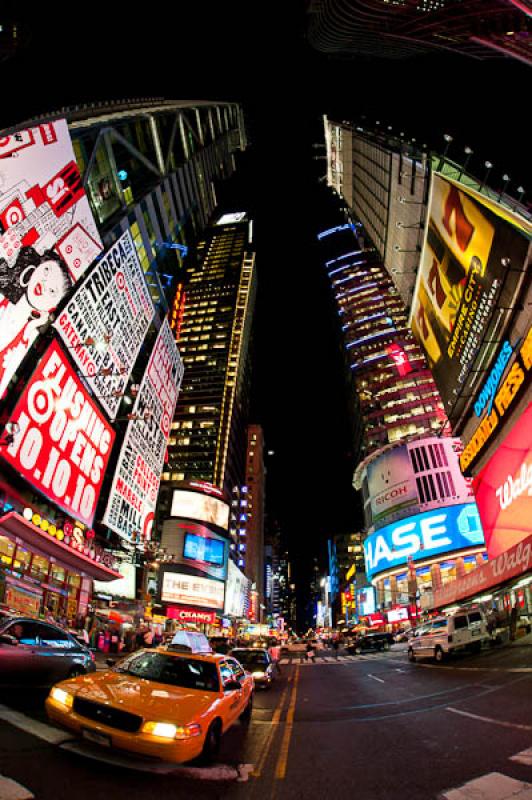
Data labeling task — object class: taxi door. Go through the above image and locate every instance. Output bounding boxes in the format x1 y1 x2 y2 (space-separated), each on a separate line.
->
219 660 246 727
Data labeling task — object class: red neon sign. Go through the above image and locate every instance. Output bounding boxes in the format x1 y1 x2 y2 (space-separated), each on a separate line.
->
472 402 532 560
386 343 413 377
2 341 115 525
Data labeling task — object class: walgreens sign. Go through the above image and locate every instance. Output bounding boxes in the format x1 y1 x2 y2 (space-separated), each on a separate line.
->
2 340 115 525
473 403 532 560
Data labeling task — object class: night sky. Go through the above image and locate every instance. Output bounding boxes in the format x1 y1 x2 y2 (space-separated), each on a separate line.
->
2 2 530 619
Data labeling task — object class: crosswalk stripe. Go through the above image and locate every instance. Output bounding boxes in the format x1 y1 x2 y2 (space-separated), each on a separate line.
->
441 772 532 799
510 748 532 766
0 705 73 745
0 775 34 800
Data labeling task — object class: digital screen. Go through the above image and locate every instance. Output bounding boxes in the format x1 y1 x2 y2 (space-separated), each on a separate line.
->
170 490 229 530
183 533 225 566
364 502 485 581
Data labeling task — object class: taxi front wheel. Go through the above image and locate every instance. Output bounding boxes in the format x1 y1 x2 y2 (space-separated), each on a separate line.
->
240 693 253 722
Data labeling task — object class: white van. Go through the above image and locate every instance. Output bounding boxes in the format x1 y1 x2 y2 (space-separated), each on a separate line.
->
408 608 489 663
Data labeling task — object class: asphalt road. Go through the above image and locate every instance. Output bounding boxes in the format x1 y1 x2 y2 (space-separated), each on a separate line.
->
1 643 532 800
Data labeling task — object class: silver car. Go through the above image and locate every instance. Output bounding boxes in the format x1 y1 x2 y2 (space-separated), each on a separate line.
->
0 617 96 687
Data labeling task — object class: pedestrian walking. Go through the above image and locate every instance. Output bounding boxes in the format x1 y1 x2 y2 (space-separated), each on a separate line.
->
332 639 339 659
510 603 518 641
269 642 282 674
306 642 316 663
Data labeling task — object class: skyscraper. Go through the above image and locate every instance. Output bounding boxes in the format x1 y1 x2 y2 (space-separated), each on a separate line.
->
308 0 532 65
244 424 266 614
160 214 256 503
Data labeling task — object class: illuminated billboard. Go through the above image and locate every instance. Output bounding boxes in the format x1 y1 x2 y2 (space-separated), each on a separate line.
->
161 570 225 611
460 324 532 473
103 319 183 543
410 174 531 418
160 519 228 581
1 340 115 526
363 503 485 581
94 561 137 600
0 120 103 397
362 436 474 531
54 230 155 420
472 403 532 560
170 489 230 530
224 558 249 618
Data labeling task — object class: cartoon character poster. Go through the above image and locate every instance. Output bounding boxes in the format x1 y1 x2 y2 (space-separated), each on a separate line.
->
0 120 102 397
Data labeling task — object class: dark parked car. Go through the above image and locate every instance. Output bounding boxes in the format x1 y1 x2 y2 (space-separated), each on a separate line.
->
346 632 394 655
0 617 96 688
229 647 275 688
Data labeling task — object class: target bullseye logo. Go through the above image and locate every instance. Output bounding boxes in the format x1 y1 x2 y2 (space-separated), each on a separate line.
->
27 380 56 424
116 271 126 290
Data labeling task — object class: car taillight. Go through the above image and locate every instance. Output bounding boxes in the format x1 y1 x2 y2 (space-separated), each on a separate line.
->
448 635 453 643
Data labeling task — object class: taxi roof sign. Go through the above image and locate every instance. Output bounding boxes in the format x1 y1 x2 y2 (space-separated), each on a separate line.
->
169 630 212 654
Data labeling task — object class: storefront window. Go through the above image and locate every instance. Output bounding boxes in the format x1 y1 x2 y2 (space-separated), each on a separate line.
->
0 535 15 566
29 554 49 582
49 563 66 586
13 546 31 572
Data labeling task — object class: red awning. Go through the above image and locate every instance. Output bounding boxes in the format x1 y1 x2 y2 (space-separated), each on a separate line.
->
0 511 122 582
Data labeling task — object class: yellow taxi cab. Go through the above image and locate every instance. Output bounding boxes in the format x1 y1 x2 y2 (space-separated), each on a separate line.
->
45 631 254 764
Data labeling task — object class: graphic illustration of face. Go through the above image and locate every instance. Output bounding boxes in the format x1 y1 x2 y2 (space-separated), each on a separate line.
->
26 260 69 312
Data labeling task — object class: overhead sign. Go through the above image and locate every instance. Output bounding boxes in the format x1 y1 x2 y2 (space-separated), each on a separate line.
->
410 174 531 420
367 446 418 527
93 561 136 599
166 606 216 624
0 120 102 397
472 403 532 560
431 532 532 610
160 519 228 581
54 230 155 419
170 489 229 530
1 340 115 525
103 319 183 542
364 503 485 581
461 325 532 473
216 212 246 225
161 570 225 611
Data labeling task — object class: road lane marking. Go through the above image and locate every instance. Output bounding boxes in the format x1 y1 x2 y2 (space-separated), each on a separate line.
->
367 674 385 683
418 664 532 673
0 705 73 745
441 772 532 799
252 677 291 777
510 748 532 766
446 707 532 731
0 775 34 800
275 666 300 780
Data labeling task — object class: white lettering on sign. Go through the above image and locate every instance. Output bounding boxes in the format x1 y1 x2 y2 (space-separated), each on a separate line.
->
365 513 452 573
491 539 532 579
495 461 532 511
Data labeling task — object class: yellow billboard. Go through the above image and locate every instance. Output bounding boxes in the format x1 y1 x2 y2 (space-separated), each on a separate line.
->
410 174 531 420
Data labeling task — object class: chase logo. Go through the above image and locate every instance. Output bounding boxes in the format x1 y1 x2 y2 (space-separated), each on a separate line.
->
363 503 485 581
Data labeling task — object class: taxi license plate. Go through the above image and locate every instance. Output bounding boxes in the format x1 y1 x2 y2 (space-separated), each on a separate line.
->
82 729 111 747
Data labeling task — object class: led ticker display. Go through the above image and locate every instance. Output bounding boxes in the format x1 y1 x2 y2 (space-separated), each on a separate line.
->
364 503 485 581
410 174 531 420
472 403 532 560
1 340 115 526
183 533 225 566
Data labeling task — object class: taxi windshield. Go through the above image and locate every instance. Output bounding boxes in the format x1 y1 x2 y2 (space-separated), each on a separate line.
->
115 651 220 692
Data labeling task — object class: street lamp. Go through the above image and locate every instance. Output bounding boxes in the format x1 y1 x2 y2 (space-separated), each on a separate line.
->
499 174 511 201
480 161 493 191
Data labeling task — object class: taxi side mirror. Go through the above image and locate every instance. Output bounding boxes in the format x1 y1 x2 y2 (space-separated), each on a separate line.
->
224 680 242 692
0 634 18 646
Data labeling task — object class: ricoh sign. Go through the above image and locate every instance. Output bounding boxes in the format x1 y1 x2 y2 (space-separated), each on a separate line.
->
363 503 485 581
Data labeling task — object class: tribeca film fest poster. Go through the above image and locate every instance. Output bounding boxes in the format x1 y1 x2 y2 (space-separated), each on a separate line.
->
0 120 102 397
54 230 155 420
103 319 183 543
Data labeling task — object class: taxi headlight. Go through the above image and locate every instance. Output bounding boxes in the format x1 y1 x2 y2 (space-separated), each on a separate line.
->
50 688 74 709
252 671 265 679
142 721 202 740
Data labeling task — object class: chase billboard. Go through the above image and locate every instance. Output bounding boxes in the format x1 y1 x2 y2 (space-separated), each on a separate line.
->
364 503 485 581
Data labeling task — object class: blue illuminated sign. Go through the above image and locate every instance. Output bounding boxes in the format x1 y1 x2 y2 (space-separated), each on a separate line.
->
118 170 128 181
363 503 485 581
474 340 514 417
